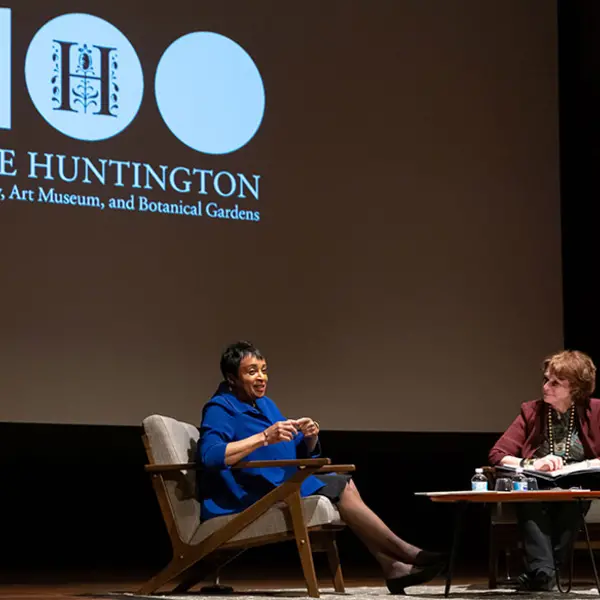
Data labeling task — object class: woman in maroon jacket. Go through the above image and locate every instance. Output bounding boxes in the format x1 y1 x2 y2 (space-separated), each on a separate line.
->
489 350 600 591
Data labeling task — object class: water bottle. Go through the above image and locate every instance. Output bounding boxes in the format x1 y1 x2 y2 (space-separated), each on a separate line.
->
512 466 528 491
471 467 488 491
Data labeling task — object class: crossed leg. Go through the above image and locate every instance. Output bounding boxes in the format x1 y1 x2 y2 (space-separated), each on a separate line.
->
335 479 443 586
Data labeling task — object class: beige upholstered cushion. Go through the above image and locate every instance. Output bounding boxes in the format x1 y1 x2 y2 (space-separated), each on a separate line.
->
190 494 343 546
143 414 202 543
143 414 343 547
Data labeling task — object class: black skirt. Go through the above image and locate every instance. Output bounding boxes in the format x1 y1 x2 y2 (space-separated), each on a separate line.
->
312 473 352 504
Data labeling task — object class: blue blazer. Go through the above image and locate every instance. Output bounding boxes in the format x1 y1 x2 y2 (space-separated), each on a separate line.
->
197 382 325 520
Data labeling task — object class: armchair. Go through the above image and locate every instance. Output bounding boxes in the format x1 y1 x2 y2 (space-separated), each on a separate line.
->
139 414 355 597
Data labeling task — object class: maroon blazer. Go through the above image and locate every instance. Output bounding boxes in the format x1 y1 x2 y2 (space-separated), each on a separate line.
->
489 398 600 465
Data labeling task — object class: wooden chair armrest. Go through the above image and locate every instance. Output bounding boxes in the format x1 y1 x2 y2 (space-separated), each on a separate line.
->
316 464 355 473
145 458 334 473
233 458 330 469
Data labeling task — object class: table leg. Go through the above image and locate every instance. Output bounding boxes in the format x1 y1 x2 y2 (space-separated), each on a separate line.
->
554 540 573 594
579 499 600 595
444 502 467 598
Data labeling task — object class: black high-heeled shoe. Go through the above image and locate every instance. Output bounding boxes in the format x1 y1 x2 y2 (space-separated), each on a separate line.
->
386 562 445 595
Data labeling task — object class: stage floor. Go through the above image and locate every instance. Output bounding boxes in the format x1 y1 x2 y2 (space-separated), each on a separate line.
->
3 568 600 600
0 572 469 600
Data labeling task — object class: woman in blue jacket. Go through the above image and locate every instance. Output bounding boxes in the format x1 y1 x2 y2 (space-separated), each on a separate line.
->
198 341 444 594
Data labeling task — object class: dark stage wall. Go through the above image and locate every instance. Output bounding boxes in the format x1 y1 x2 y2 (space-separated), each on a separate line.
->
559 0 600 364
0 422 498 579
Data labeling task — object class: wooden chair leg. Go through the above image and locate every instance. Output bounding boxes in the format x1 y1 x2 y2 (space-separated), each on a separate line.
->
171 550 243 593
138 552 192 595
137 541 219 595
326 535 345 593
171 562 210 594
286 492 320 598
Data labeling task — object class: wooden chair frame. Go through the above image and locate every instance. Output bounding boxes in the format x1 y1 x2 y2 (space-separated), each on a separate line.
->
139 434 355 597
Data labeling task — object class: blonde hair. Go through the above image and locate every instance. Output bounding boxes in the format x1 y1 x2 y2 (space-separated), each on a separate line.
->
543 350 597 404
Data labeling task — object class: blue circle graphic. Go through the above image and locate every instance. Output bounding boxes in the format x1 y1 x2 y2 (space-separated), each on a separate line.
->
155 32 265 155
25 13 143 141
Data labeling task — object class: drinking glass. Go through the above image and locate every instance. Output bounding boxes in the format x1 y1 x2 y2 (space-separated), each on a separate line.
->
494 477 512 492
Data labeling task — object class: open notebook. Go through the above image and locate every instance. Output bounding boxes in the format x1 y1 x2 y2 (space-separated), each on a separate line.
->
497 460 600 486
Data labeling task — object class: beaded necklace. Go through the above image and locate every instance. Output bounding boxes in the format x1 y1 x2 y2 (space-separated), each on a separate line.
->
547 403 575 460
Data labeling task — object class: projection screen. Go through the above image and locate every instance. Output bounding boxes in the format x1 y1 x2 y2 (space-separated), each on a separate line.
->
0 0 562 431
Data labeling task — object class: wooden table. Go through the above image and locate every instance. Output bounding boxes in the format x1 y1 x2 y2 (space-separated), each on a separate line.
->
416 490 600 596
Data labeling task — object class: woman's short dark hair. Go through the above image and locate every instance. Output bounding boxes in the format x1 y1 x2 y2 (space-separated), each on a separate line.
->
220 341 264 381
